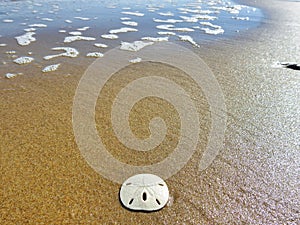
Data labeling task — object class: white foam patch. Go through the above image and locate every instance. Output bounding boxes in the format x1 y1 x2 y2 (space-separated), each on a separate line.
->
94 43 108 48
86 52 104 58
28 23 47 28
178 35 200 47
201 27 224 35
64 36 96 43
59 30 66 33
101 34 118 39
122 21 138 26
153 18 183 23
5 73 18 79
3 19 14 23
24 28 36 32
69 31 82 36
65 20 72 23
109 27 138 34
129 57 142 63
13 56 34 64
122 11 144 17
141 36 169 42
158 12 174 16
180 16 198 23
15 32 36 46
6 51 16 54
156 24 194 32
44 47 79 60
74 16 90 21
232 16 249 21
42 63 60 72
192 15 217 20
120 41 154 52
120 17 131 21
157 31 176 36
77 26 90 31
200 22 221 29
41 18 54 21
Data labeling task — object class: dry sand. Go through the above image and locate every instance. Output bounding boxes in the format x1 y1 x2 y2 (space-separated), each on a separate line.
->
1 0 299 224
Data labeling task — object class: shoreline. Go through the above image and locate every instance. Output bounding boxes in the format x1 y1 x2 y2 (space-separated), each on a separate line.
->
1 0 299 224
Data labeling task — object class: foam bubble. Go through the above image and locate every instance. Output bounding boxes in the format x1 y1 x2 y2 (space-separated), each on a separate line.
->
13 56 34 64
42 63 60 72
77 26 90 31
129 57 142 63
15 32 36 46
64 36 96 43
3 19 14 23
141 36 169 42
94 43 108 48
101 34 118 39
178 35 200 47
201 27 224 35
157 31 176 36
44 47 79 60
109 27 138 34
120 17 131 21
153 18 183 23
120 41 154 52
28 23 47 28
41 18 54 21
121 21 138 26
122 11 144 17
69 31 82 36
86 52 104 58
158 12 174 17
156 24 194 32
74 16 90 21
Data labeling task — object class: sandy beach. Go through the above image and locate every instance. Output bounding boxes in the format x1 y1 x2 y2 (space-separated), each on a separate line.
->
1 0 299 224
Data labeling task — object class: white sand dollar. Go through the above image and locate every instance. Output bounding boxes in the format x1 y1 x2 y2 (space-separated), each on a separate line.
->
120 174 169 211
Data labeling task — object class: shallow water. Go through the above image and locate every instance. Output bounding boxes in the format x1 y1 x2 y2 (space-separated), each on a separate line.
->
0 0 263 77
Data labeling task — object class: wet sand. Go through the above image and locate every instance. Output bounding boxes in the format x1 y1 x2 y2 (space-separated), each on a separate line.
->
1 0 299 224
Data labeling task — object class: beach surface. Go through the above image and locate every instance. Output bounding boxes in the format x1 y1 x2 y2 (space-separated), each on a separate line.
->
1 0 299 224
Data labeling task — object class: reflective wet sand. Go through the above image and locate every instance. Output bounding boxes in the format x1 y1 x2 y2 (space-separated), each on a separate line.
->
1 0 299 224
